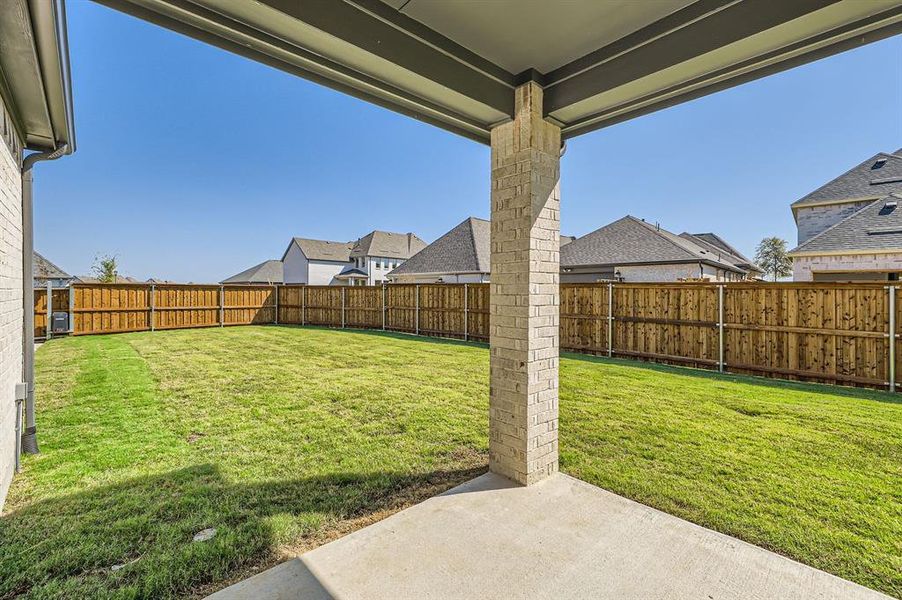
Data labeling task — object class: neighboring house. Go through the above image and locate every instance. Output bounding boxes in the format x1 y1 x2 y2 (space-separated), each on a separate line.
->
343 231 427 286
33 252 73 288
561 216 757 283
387 217 578 284
388 218 491 284
76 275 142 284
282 230 426 286
220 260 283 285
789 149 902 281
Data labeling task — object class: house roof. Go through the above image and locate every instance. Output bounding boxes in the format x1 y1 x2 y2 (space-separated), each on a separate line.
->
284 238 354 262
33 251 70 279
76 275 141 284
679 233 762 274
220 260 283 284
791 149 902 209
561 235 576 246
335 266 368 280
789 194 902 255
350 231 427 260
561 216 744 272
389 217 490 276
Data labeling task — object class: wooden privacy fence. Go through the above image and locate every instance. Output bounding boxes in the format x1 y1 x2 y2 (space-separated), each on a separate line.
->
36 282 902 391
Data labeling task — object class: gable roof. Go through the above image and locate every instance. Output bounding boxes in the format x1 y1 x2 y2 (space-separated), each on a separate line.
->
562 216 744 272
389 218 490 276
792 149 902 209
679 233 762 274
220 259 283 284
350 230 427 259
33 252 70 279
283 238 353 262
789 194 902 255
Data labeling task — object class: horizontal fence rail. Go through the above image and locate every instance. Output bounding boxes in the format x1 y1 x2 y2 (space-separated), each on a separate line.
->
35 282 902 391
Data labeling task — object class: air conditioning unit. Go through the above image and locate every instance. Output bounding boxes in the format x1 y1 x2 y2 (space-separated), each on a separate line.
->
51 311 69 333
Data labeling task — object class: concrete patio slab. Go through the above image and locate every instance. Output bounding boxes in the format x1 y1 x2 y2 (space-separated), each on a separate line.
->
208 473 888 600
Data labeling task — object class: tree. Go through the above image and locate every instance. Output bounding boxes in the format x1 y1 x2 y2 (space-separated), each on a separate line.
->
92 254 118 283
754 237 792 282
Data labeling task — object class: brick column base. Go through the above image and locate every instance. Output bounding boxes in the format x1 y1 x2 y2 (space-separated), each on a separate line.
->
489 81 560 486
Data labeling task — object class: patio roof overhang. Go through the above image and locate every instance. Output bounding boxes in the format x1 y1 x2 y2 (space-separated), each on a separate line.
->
94 0 901 143
0 0 75 153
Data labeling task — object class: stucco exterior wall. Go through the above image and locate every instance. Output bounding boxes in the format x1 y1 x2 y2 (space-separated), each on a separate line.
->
792 253 902 281
795 201 874 245
308 261 346 286
0 95 23 508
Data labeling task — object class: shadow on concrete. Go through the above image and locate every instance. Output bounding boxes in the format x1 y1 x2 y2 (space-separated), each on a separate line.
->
0 463 487 599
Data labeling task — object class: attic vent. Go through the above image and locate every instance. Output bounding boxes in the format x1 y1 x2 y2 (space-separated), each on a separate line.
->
873 158 888 169
867 226 902 235
871 177 902 185
885 200 898 209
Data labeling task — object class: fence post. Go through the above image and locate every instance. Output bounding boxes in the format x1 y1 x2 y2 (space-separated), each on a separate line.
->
607 282 613 357
415 284 420 336
463 283 468 341
274 285 279 325
219 285 225 327
150 284 155 332
341 287 346 328
302 286 306 326
889 285 896 392
45 282 52 340
718 284 725 373
382 284 386 331
68 284 75 334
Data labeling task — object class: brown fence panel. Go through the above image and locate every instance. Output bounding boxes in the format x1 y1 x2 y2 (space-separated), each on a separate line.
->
33 288 71 338
560 283 609 354
346 286 381 329
466 284 490 341
418 284 465 338
278 285 304 324
223 285 275 325
153 285 220 330
73 284 151 335
723 283 889 387
386 284 417 333
304 286 342 326
612 283 719 368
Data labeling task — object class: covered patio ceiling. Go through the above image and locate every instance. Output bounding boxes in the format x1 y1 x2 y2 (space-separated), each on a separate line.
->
94 0 901 142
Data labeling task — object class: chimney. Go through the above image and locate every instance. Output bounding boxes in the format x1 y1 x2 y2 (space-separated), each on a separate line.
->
407 232 414 253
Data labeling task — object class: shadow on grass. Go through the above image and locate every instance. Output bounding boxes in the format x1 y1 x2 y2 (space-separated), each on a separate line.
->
0 463 486 600
562 351 902 406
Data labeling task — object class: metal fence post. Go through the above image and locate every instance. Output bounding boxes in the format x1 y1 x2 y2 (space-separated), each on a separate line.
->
889 285 896 392
607 282 613 357
45 282 52 340
463 283 469 341
718 284 725 373
274 285 279 325
341 287 346 328
68 284 75 334
415 284 420 335
150 284 155 332
382 284 386 331
219 285 225 327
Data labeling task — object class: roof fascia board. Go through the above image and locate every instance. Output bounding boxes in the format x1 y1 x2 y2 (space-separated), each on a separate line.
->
791 196 882 211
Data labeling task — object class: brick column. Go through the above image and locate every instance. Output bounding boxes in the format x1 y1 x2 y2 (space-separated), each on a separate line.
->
489 82 560 485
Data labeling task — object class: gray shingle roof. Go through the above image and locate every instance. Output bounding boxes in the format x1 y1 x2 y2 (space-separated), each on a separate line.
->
562 216 743 272
792 149 902 208
789 194 902 255
389 217 490 276
288 238 353 262
679 233 762 273
350 230 427 259
33 251 70 279
220 259 283 284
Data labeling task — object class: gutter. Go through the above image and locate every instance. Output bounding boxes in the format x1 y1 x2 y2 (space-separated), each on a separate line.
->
19 0 76 457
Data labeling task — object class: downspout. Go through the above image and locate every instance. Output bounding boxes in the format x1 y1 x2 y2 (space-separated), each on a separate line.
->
21 145 70 455
19 0 76 457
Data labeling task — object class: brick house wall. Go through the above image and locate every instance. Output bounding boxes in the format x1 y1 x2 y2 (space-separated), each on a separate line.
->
793 253 902 281
795 201 874 245
0 94 23 507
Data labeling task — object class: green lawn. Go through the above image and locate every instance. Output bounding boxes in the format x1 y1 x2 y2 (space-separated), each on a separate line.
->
2 326 900 599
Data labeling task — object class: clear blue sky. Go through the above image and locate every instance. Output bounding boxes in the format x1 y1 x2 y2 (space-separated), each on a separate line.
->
34 2 902 283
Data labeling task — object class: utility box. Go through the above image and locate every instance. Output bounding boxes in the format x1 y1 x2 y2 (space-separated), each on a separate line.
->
51 312 69 334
